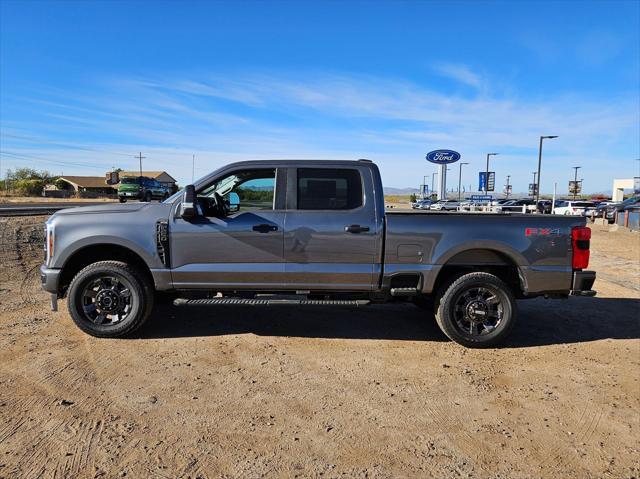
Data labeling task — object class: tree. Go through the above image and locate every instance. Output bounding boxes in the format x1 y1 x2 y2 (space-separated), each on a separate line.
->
409 193 417 203
4 168 56 196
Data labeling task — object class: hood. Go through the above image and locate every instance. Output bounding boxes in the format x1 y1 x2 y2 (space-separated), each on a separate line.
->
52 202 149 216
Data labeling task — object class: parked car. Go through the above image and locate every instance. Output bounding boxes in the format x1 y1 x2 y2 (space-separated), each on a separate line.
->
41 159 596 348
493 199 536 213
430 199 460 211
536 200 553 214
412 199 434 210
602 196 640 223
553 201 597 216
118 176 171 203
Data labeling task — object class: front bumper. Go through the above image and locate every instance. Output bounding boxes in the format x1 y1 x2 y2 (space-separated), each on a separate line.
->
40 264 61 311
571 270 596 296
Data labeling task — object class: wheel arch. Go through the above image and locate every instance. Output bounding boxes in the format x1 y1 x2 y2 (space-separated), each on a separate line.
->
57 243 153 298
430 247 525 298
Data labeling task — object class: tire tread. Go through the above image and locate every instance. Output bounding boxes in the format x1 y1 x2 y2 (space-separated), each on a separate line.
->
67 260 154 338
434 272 516 348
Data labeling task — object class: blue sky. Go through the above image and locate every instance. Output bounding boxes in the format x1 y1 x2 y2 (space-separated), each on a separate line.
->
1 0 638 194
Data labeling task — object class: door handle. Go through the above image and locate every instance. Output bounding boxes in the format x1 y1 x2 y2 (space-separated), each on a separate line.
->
344 224 370 234
252 224 278 233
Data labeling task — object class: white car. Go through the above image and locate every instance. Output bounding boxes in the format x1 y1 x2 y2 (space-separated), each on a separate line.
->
553 201 597 216
430 200 460 211
412 199 434 210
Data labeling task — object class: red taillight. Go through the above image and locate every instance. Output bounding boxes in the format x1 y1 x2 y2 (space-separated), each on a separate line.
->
571 226 591 269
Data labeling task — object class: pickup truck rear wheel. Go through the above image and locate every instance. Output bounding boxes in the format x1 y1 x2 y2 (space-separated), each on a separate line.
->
67 261 154 338
434 272 516 348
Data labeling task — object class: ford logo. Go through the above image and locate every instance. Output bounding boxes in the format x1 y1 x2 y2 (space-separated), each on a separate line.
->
426 149 461 164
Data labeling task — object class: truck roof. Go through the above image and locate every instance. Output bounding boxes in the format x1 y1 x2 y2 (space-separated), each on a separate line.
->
217 159 374 168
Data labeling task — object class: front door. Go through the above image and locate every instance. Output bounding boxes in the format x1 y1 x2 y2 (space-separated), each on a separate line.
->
283 166 381 291
170 168 285 289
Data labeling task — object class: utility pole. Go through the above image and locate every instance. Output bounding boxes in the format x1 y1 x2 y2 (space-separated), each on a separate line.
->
535 135 558 203
485 153 498 195
192 154 195 183
458 162 469 201
505 175 511 199
572 166 581 200
135 152 146 180
531 171 537 198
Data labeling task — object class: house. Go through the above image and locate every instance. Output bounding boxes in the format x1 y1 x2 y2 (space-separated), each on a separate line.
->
119 171 177 190
52 176 117 197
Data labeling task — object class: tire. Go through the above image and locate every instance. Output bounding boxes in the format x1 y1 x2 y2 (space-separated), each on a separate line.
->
67 261 154 338
434 272 516 348
119 197 126 203
144 192 152 202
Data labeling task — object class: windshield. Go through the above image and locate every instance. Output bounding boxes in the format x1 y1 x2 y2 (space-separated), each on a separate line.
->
573 202 595 207
121 177 141 184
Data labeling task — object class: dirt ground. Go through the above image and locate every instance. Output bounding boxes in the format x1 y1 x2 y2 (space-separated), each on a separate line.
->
0 216 638 479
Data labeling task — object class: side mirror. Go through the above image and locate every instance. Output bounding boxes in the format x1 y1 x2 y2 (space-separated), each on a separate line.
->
228 192 240 212
180 185 197 219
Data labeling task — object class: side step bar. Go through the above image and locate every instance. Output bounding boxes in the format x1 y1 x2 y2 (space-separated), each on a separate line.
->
390 287 419 297
174 298 370 307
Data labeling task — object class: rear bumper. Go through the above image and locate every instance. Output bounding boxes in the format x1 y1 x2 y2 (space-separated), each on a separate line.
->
571 270 596 296
119 190 143 199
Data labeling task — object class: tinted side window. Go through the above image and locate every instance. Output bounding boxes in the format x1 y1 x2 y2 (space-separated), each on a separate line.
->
297 168 363 210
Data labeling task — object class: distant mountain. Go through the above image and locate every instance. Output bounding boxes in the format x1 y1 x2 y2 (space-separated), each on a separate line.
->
384 187 420 195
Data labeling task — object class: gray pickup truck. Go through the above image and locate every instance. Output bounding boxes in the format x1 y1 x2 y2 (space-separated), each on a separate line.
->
41 160 596 347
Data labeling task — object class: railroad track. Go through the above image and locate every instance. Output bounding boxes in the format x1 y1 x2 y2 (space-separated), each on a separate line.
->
0 202 116 217
0 206 75 217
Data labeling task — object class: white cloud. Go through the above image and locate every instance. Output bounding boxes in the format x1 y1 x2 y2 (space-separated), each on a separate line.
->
432 63 483 89
1 72 638 193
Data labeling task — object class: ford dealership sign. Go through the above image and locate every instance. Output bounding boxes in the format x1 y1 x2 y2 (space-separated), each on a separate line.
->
425 149 461 165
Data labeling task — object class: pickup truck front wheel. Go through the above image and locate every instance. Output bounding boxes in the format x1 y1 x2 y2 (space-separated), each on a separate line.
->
67 261 154 338
434 272 516 348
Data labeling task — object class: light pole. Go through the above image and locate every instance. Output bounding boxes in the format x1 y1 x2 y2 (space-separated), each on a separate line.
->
531 171 537 198
572 166 581 200
458 162 469 200
535 135 558 203
505 175 511 199
485 153 498 195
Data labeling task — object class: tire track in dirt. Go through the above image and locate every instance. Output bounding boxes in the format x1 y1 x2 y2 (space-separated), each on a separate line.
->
406 379 491 476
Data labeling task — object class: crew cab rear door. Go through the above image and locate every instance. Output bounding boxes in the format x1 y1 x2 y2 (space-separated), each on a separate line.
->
283 165 382 290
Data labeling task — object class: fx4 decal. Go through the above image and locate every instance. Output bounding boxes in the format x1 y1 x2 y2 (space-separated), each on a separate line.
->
525 227 561 236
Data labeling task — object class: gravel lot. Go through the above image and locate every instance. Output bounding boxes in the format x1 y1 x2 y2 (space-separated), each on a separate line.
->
0 216 638 479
